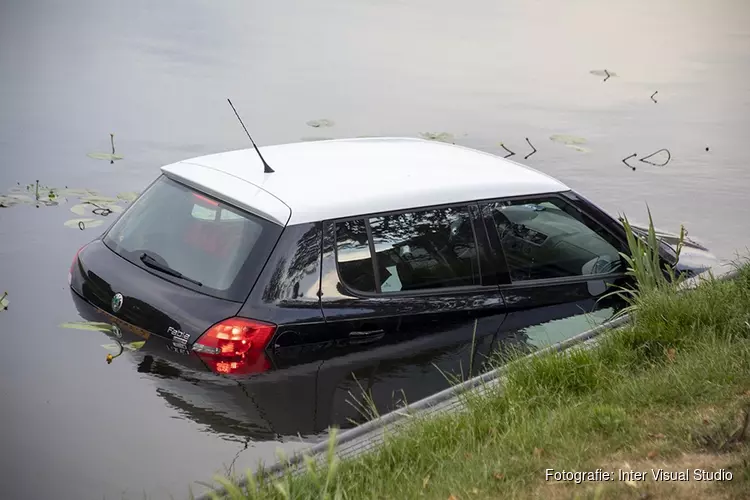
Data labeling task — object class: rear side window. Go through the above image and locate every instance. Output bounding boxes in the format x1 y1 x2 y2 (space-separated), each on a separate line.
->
335 205 480 293
483 197 623 282
103 176 282 301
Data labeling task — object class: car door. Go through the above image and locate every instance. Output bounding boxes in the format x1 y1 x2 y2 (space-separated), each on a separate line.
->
315 202 514 421
477 192 632 352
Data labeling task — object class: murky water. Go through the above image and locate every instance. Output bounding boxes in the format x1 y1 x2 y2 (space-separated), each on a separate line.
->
1 0 749 498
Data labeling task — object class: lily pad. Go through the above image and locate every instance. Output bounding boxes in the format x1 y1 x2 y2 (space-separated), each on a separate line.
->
0 193 60 208
100 204 124 213
117 191 139 202
102 341 145 352
0 292 8 310
80 195 119 204
69 204 88 216
36 199 61 207
57 188 101 197
589 69 618 77
306 119 335 128
0 183 114 208
64 218 104 229
87 152 124 161
71 202 124 216
550 134 587 145
59 321 113 332
0 194 33 207
419 132 455 143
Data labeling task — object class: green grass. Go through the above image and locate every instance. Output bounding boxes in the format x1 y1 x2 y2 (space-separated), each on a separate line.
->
201 214 750 500
201 263 750 500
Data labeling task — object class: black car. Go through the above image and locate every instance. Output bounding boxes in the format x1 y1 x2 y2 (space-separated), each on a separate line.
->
69 137 716 400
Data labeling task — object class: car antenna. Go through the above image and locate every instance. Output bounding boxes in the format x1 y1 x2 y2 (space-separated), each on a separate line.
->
227 98 274 174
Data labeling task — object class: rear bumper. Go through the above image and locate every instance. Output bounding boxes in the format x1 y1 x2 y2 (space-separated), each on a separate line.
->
68 287 225 382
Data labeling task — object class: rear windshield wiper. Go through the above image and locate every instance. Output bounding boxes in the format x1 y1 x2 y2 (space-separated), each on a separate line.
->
139 252 203 287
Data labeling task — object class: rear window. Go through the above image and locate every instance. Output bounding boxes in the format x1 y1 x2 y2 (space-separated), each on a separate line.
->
102 175 283 301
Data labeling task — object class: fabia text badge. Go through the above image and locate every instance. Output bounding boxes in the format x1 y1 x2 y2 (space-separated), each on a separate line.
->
167 326 191 352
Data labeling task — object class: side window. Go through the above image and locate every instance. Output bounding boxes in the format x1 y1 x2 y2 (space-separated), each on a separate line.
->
484 197 623 282
334 205 481 293
335 219 376 293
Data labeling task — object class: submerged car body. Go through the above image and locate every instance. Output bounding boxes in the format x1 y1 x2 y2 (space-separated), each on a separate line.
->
68 137 717 433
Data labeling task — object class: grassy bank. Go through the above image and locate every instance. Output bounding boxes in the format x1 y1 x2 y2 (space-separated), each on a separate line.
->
204 231 750 499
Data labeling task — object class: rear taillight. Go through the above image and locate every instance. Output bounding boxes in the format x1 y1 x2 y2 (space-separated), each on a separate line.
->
69 243 89 286
193 317 276 375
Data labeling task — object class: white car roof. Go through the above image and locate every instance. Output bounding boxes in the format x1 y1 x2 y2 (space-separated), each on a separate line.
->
160 137 569 226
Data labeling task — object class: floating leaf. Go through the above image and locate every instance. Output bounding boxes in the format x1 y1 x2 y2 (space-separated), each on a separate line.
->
116 191 139 202
87 202 124 215
419 132 454 143
64 218 104 229
589 69 618 77
71 199 124 216
59 321 112 332
305 119 335 128
550 134 587 145
0 292 8 310
80 195 119 204
2 183 121 209
87 152 124 161
101 341 145 352
0 194 33 207
102 204 123 213
57 188 100 197
70 204 88 216
550 135 590 153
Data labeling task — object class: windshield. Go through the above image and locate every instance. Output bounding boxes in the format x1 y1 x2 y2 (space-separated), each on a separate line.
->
103 175 283 301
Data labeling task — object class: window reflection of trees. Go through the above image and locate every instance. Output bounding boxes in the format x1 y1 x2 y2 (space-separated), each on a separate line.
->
335 206 478 293
262 225 323 302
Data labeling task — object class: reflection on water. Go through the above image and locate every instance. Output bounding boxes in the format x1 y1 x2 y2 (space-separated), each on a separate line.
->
64 284 616 444
1 0 749 498
522 307 613 348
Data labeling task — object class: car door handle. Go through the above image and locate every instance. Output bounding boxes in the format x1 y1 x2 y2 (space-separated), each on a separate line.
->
348 329 385 344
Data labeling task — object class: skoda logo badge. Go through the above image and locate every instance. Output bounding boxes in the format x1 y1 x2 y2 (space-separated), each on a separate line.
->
111 293 124 313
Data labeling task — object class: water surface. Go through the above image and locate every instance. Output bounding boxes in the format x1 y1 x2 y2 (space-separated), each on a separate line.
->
1 0 749 498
